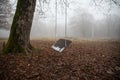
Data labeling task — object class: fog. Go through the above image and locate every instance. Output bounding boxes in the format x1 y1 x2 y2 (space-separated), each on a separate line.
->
0 0 120 39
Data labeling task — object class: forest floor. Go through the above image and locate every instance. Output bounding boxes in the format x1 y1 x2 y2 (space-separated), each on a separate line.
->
0 39 120 80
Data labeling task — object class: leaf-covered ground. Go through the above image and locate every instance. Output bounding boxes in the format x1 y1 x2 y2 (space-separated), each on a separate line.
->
0 39 120 80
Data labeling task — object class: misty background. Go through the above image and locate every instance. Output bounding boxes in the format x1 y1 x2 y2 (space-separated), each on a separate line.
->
0 0 120 39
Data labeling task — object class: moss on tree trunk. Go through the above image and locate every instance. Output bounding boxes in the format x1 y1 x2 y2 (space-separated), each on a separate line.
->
3 0 36 53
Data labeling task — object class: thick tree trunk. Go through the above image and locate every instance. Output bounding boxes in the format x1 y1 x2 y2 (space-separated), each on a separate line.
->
3 0 36 53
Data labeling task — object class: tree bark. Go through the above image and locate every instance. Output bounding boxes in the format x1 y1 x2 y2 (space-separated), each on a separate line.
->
3 0 36 53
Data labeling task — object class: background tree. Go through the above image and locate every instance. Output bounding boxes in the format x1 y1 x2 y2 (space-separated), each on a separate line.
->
0 0 12 30
70 11 94 38
3 0 36 53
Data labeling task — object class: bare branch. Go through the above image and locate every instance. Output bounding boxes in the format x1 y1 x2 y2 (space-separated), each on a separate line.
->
111 0 120 6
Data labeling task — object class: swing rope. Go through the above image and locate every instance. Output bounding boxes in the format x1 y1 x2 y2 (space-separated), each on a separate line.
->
65 0 67 46
55 0 57 41
55 0 68 46
65 0 67 39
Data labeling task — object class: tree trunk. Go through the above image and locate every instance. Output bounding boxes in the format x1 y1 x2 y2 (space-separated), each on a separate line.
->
3 0 36 53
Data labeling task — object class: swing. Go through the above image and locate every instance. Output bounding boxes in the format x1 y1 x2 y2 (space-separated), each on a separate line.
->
51 0 72 52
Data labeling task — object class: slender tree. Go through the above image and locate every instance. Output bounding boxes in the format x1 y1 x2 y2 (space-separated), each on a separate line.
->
3 0 36 53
